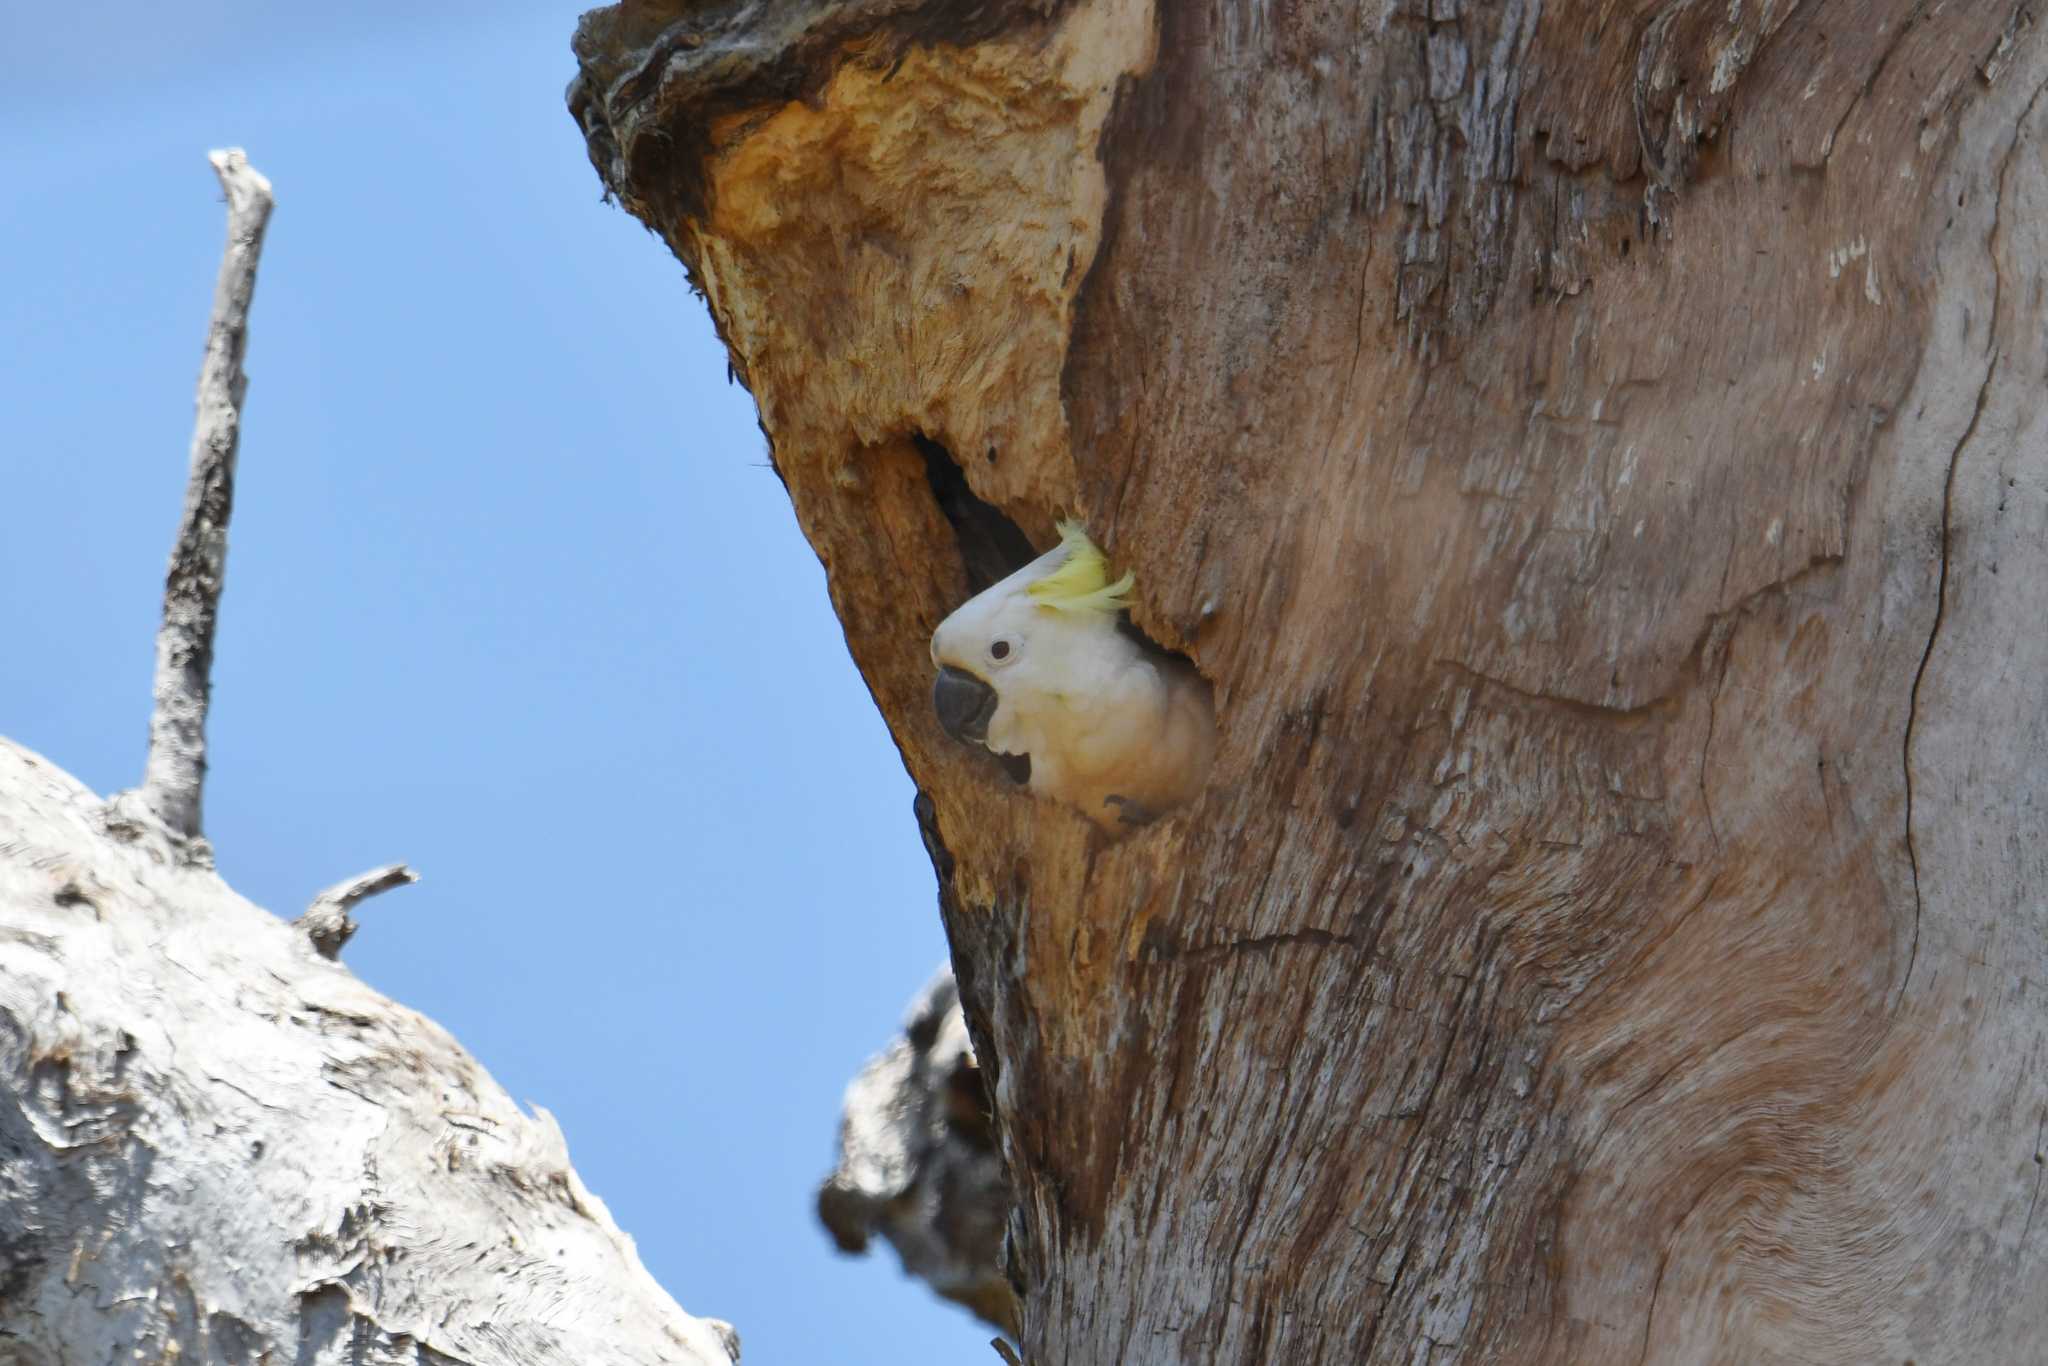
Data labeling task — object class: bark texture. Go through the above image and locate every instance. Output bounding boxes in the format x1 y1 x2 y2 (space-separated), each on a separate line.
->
0 149 736 1365
571 1 2048 1359
0 738 738 1366
300 862 419 960
135 149 272 847
817 970 1015 1334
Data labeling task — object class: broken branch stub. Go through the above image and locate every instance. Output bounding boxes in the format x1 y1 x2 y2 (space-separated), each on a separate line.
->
299 862 419 959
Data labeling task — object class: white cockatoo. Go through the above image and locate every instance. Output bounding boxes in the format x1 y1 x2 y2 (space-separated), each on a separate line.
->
930 522 1215 829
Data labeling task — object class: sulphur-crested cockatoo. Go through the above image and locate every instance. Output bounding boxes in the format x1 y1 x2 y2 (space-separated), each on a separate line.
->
930 522 1214 828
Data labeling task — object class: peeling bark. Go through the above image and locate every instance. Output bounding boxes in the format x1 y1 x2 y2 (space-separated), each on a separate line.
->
0 151 738 1366
572 1 2048 1360
0 741 738 1365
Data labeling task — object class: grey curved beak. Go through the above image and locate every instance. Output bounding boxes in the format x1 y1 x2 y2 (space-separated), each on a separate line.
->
933 666 998 744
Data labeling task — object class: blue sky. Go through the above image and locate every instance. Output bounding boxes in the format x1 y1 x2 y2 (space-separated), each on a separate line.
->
0 5 989 1361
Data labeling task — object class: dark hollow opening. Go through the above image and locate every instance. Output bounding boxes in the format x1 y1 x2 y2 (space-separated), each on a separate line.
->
915 433 1209 803
915 434 1036 594
917 435 1037 787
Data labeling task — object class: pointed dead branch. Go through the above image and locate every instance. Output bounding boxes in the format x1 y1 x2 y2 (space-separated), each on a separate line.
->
134 148 274 845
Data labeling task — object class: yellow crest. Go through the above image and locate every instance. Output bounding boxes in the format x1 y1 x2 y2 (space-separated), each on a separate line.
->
1027 520 1135 615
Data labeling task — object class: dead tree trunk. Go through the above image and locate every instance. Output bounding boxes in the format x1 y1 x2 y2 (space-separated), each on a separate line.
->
0 152 737 1366
568 2 2048 1361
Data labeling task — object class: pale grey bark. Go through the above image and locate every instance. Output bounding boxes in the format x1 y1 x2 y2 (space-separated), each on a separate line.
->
0 149 742 1365
133 149 272 848
0 740 738 1365
299 862 419 959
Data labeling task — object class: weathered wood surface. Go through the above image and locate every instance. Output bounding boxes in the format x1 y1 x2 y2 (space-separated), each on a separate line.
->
571 0 2048 1359
817 969 1016 1333
133 149 272 847
0 148 745 1365
0 738 739 1364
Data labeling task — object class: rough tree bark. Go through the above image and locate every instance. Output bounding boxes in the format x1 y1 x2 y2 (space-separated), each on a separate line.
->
0 153 737 1366
570 1 2048 1361
128 148 271 852
817 970 1015 1334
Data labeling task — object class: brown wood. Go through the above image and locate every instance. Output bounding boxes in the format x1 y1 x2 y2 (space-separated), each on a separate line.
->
570 0 2048 1359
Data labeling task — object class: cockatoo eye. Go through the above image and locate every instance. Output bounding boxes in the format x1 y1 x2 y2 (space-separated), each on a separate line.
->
990 639 1014 662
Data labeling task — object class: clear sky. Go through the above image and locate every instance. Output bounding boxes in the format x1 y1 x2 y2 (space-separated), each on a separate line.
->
0 5 990 1362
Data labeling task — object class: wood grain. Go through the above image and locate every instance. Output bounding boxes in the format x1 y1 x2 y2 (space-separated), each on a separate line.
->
571 0 2048 1358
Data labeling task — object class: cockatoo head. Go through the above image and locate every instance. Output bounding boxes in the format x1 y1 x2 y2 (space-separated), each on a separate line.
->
929 521 1135 782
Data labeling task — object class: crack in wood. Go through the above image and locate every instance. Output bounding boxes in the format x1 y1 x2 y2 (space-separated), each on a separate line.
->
2021 1109 2048 1254
1159 926 1363 963
1434 659 1682 727
1820 0 1929 168
1899 349 1993 1017
1898 74 2043 1017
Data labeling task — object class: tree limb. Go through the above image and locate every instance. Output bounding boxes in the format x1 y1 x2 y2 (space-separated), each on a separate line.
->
299 862 418 959
2 143 741 1365
1 741 737 1364
817 970 1016 1335
135 148 273 845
